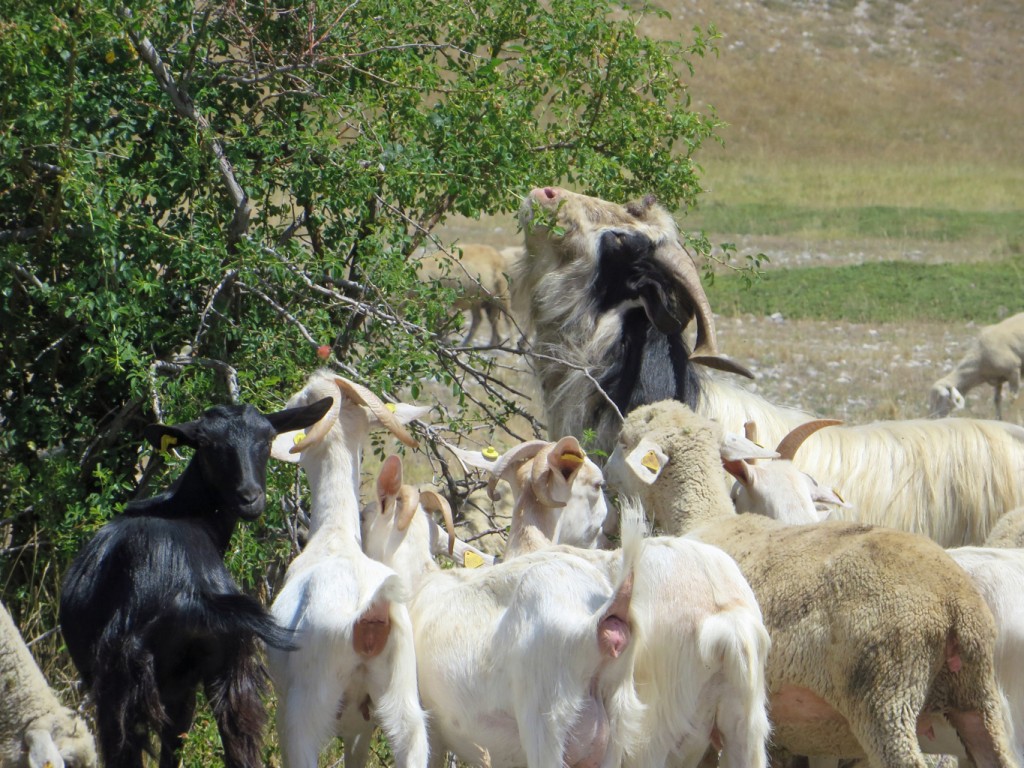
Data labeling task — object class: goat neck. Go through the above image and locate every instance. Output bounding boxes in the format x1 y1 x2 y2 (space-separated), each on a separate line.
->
298 401 369 544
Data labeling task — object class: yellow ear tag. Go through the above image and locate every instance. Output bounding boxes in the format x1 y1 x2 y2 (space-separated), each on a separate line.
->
560 452 584 466
292 431 306 446
641 450 661 473
482 446 500 460
464 550 485 569
385 403 396 412
160 435 178 453
833 489 845 503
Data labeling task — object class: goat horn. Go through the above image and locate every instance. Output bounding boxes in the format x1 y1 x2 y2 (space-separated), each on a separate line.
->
333 376 419 449
420 489 456 557
395 486 421 532
743 421 759 464
486 440 550 501
654 239 753 379
289 391 341 454
775 419 843 460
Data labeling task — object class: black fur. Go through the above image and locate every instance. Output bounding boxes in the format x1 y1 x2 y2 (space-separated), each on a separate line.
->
592 230 703 415
59 398 332 768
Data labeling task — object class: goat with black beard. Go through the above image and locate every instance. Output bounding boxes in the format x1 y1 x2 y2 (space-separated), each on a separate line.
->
514 186 752 454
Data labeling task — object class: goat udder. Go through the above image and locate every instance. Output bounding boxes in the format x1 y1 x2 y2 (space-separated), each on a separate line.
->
564 690 610 768
353 603 391 658
598 615 630 659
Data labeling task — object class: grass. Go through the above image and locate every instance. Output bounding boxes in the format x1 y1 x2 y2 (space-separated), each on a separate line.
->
706 257 1024 324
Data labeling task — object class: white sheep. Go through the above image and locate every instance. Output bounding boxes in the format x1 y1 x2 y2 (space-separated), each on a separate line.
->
416 243 512 347
513 186 752 453
0 600 96 768
463 436 773 768
930 312 1024 420
986 508 1024 548
362 453 645 768
606 400 1018 768
266 371 430 768
700 373 1024 547
728 420 1024 765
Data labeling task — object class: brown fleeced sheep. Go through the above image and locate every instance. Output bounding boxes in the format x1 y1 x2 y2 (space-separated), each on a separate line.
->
416 243 512 347
605 400 1017 768
930 312 1024 420
1 600 96 768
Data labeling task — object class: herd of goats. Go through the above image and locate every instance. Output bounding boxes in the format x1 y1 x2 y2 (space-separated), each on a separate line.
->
4 186 1024 768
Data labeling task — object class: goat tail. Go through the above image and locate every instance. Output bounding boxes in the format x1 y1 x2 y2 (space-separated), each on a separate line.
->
698 606 772 768
204 592 297 651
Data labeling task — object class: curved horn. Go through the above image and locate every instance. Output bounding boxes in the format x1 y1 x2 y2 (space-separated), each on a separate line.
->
532 436 585 507
333 376 419 448
486 440 550 501
654 239 753 379
289 391 341 453
420 489 457 557
775 419 843 460
395 485 421 532
744 421 760 464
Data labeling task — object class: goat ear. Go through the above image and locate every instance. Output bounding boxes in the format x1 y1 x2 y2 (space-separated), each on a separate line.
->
720 432 779 463
270 431 304 463
534 437 585 506
951 387 966 410
806 475 850 509
620 438 669 485
25 729 63 768
144 422 199 453
266 396 335 435
445 444 499 474
377 455 404 509
722 458 753 486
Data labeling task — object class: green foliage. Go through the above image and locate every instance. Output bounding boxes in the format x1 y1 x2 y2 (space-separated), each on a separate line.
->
0 0 722 723
706 257 1024 324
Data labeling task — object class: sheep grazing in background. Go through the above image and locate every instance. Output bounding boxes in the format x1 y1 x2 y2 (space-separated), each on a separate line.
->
471 436 773 768
701 373 1024 547
58 397 332 768
364 453 645 768
0 600 96 768
416 243 512 347
513 186 752 453
930 312 1024 420
266 371 429 768
727 423 1024 765
606 399 1018 768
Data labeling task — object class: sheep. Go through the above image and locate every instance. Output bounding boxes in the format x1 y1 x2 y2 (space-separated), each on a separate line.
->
985 508 1024 548
1 600 96 768
930 312 1024 420
513 186 753 453
362 452 645 768
416 243 513 347
470 437 773 768
605 399 1018 767
727 422 1024 765
700 373 1024 547
264 371 430 768
58 396 333 768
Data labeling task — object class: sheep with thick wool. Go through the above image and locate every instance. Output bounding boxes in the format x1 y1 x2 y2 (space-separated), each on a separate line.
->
513 186 752 454
362 453 644 768
606 400 1017 767
461 436 773 768
728 422 1024 765
266 371 429 768
699 374 1024 547
417 243 513 347
930 312 1024 420
0 600 96 768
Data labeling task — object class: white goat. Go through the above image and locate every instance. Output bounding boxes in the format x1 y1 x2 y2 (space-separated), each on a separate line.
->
465 436 773 768
728 420 1024 765
0 601 96 768
700 373 1024 546
930 312 1024 420
266 371 429 768
363 453 645 768
417 243 512 347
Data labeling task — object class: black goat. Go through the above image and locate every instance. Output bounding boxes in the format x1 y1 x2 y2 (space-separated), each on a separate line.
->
514 186 752 454
59 397 332 768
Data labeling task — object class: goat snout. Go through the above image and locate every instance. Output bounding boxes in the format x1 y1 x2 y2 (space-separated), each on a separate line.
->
234 487 266 518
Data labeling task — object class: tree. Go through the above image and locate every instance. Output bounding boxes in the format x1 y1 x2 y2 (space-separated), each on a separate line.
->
0 0 719 677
